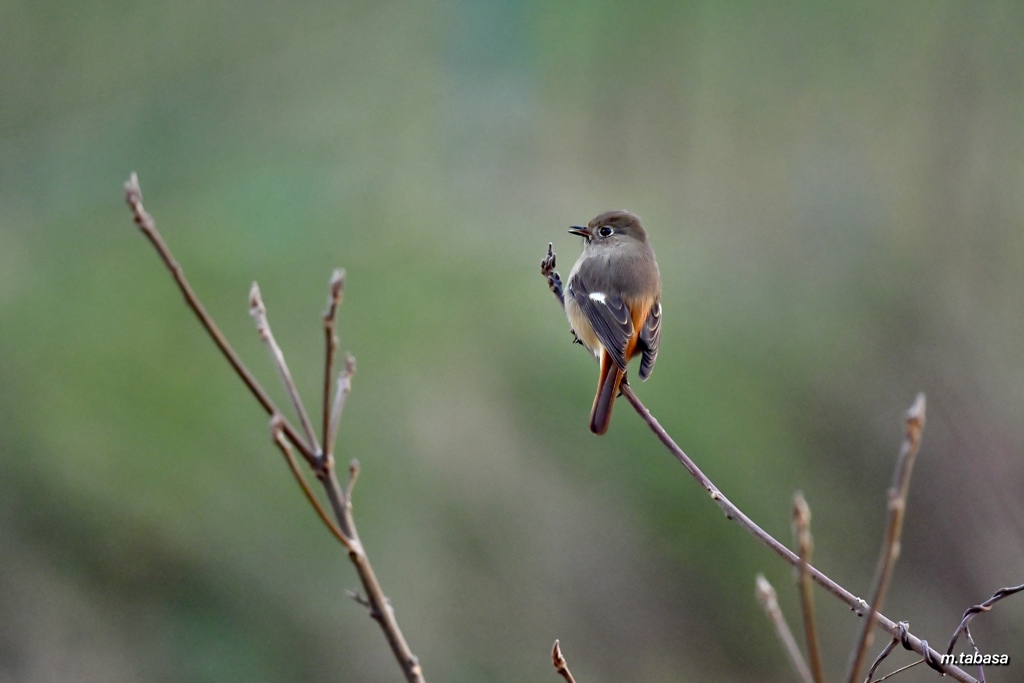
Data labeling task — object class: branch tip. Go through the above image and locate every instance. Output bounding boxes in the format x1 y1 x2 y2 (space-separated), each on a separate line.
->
755 574 814 683
249 281 264 314
330 267 346 296
129 182 425 682
345 458 361 500
124 172 141 202
551 639 576 683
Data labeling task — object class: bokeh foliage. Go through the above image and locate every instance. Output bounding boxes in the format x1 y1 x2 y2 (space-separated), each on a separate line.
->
2 2 1023 681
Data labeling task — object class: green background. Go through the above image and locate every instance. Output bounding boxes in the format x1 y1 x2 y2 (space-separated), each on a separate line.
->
2 2 1023 681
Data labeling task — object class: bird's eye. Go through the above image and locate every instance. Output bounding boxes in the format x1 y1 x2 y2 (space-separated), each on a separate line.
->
597 226 613 237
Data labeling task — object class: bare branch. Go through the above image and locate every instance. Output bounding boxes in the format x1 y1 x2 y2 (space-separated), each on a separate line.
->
552 640 577 683
347 589 373 611
123 173 315 461
126 175 426 683
327 354 357 458
539 243 977 683
864 634 899 683
874 659 923 682
250 282 322 459
344 458 361 505
946 582 1024 680
756 575 814 683
271 416 352 550
322 269 346 453
847 394 927 683
864 620 919 683
793 492 824 683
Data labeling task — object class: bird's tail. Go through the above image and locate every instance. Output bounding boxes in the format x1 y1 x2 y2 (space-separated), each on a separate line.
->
590 352 623 435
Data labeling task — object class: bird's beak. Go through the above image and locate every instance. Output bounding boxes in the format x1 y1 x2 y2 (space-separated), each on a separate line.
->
568 226 589 238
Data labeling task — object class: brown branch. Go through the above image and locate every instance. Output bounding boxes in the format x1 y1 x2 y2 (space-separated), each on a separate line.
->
864 620 923 683
123 173 316 462
864 631 900 683
793 492 824 683
322 269 346 456
756 575 814 683
250 282 322 458
617 383 971 680
327 354 356 456
847 394 926 683
552 640 577 683
271 416 351 549
946 582 1024 682
539 243 977 683
874 659 923 682
125 174 426 683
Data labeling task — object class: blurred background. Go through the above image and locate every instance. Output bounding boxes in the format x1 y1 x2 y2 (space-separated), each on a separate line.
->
2 2 1023 681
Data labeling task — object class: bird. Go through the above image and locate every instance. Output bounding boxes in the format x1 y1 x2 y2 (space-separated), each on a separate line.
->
564 210 662 434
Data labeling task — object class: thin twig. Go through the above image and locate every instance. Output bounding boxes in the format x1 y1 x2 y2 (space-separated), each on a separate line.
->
874 659 923 682
947 583 1024 655
617 382 970 680
322 269 346 456
552 640 577 683
123 173 315 461
946 582 1024 682
344 458 361 505
328 354 357 456
963 627 985 683
864 633 900 683
332 462 423 682
271 416 351 549
126 174 426 683
865 620 914 683
539 244 977 683
250 282 322 458
793 492 824 683
847 394 927 683
756 575 814 683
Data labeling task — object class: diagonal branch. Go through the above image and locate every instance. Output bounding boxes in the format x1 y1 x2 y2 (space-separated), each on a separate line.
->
551 640 578 683
873 659 923 682
125 174 426 683
846 394 926 683
540 243 977 683
756 575 814 683
946 581 1024 682
250 282 323 459
793 492 824 683
322 269 346 453
271 415 351 549
327 354 357 459
864 625 902 683
124 174 316 461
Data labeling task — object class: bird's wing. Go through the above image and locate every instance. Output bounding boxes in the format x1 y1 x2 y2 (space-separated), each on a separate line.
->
638 300 661 380
567 273 632 370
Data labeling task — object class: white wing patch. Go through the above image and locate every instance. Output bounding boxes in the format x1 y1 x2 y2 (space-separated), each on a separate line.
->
588 292 607 304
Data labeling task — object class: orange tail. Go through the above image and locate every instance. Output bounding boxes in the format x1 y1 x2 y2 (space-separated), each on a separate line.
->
590 352 624 435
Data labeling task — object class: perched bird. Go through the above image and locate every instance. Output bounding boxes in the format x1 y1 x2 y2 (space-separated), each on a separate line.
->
564 210 662 434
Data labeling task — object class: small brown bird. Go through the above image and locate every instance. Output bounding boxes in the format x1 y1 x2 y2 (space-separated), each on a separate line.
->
565 210 662 434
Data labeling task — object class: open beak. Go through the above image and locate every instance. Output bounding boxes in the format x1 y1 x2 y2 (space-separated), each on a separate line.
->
568 226 589 238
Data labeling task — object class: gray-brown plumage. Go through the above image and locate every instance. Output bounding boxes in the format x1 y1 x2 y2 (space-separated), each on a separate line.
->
565 210 662 434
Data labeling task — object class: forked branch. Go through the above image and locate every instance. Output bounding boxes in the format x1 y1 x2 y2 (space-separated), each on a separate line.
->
793 492 824 683
540 244 976 683
846 394 926 683
125 174 425 683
